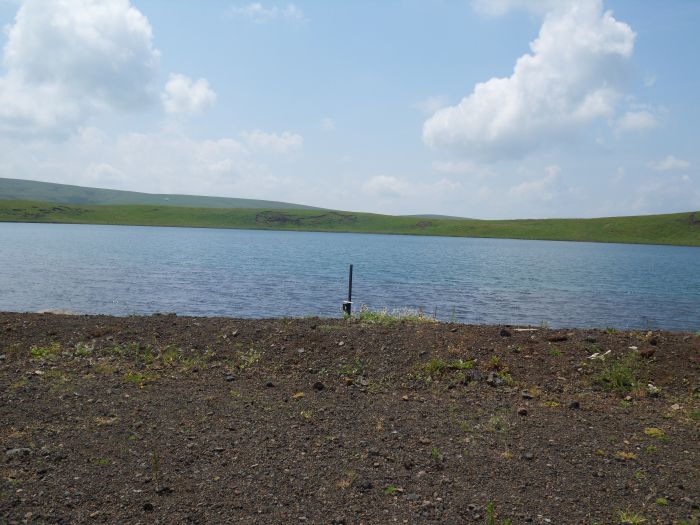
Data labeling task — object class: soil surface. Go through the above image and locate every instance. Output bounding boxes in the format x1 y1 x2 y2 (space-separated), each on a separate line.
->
1 313 699 524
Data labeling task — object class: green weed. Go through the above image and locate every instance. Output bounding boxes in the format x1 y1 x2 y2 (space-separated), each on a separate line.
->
30 342 61 360
598 355 641 393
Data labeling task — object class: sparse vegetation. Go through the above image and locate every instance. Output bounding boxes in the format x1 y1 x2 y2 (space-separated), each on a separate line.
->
416 357 474 381
618 510 646 524
30 342 61 360
598 354 641 393
354 305 435 325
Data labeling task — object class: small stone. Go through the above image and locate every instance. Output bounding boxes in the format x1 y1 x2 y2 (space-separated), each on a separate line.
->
547 334 568 342
648 336 658 346
486 372 504 387
522 452 534 460
639 347 656 358
450 327 458 333
500 329 511 337
224 375 235 382
406 493 420 501
418 437 431 445
143 502 154 512
569 401 580 410
517 407 528 416
0 354 6 361
584 336 597 343
313 381 324 391
5 448 32 459
338 341 345 347
265 381 275 388
521 391 533 400
297 348 305 354
670 403 681 411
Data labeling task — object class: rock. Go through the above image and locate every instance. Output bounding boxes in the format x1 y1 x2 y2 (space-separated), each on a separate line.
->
547 334 568 342
224 375 235 382
338 341 345 347
649 336 658 346
521 391 533 400
486 372 504 387
522 452 534 460
517 407 528 416
450 327 458 333
265 381 275 388
584 336 597 344
0 354 5 361
406 493 420 501
418 437 431 445
639 347 656 358
355 480 373 491
500 329 511 337
5 448 32 459
568 401 580 410
312 381 324 391
143 503 154 512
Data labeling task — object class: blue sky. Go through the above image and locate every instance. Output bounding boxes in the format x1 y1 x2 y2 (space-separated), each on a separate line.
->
0 0 698 218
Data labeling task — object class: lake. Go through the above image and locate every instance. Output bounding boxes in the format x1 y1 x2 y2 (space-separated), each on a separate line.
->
1 222 699 330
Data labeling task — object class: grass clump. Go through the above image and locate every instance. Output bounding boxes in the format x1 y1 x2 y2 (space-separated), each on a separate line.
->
417 357 473 381
30 342 61 360
338 357 365 377
618 510 645 524
598 354 641 393
354 305 435 325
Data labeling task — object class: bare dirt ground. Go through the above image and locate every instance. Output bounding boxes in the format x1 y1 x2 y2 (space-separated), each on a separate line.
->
1 312 699 524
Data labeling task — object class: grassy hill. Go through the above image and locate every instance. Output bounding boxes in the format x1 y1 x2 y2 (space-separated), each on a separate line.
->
1 199 699 246
0 177 319 210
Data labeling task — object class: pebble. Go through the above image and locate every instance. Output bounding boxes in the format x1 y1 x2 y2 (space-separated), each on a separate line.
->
522 452 534 460
499 329 511 337
224 375 235 382
312 381 324 391
5 448 32 459
517 407 528 416
265 381 275 388
569 401 580 410
521 391 533 400
143 502 154 512
406 493 420 501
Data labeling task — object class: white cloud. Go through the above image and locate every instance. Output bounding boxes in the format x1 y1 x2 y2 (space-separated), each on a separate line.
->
241 130 303 154
509 165 561 201
229 3 305 23
362 175 411 199
0 125 304 200
649 155 691 172
615 110 658 133
320 117 336 131
415 95 449 115
162 74 216 116
424 0 636 161
0 0 160 137
472 0 566 16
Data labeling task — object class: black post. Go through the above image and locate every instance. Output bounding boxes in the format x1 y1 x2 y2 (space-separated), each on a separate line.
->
342 264 353 315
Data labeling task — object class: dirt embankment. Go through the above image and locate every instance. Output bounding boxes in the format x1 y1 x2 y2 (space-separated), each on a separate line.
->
1 313 699 524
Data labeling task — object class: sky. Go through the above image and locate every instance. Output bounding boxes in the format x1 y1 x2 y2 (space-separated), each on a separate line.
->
0 0 698 219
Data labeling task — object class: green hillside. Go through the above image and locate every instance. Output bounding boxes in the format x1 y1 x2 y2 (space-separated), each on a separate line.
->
0 178 319 210
1 200 699 246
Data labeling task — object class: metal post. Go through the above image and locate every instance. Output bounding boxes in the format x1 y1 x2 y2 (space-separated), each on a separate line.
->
342 264 353 315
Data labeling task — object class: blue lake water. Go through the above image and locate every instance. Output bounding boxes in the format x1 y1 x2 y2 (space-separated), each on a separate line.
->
1 222 699 330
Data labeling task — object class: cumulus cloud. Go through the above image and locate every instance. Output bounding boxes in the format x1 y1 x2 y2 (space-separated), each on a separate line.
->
362 175 411 199
0 125 305 199
615 110 658 133
509 165 561 201
649 155 691 172
229 3 305 23
0 0 161 137
241 130 303 154
424 0 636 161
415 95 449 115
162 74 216 116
